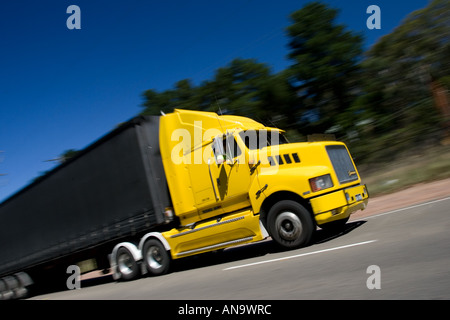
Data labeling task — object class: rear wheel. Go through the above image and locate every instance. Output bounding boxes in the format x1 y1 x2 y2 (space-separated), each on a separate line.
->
116 247 140 281
267 200 314 249
142 239 171 276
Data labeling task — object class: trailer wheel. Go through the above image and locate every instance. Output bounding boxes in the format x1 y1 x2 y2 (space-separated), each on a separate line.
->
267 200 314 249
116 247 140 281
142 239 170 276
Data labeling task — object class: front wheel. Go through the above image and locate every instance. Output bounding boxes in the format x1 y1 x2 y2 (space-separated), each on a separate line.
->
142 239 171 276
267 200 314 249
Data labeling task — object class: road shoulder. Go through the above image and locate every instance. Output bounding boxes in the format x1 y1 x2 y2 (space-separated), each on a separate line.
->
351 177 450 220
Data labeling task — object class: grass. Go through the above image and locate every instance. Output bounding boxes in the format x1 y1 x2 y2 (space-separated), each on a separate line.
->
358 144 450 197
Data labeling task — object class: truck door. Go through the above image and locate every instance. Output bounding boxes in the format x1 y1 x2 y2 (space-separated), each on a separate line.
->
186 141 224 216
201 133 251 219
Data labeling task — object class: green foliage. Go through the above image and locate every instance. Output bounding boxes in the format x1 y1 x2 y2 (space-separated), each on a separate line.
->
141 58 295 129
58 149 79 163
285 2 364 134
141 79 199 116
344 0 449 163
31 149 80 183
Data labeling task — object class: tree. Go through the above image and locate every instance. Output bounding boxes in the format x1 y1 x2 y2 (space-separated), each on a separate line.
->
32 149 80 183
141 79 199 116
43 149 79 164
354 0 450 157
199 58 274 117
59 149 79 163
140 58 293 127
285 2 364 135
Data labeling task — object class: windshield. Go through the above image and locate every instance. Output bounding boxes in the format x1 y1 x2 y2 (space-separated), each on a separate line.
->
238 130 289 150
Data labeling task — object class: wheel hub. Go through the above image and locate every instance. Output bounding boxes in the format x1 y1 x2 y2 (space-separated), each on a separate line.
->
275 211 302 241
118 253 134 276
146 246 163 270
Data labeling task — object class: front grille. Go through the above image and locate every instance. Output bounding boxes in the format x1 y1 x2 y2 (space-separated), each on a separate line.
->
326 145 358 184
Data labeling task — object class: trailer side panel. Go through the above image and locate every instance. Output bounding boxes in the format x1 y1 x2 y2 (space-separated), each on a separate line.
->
0 116 168 277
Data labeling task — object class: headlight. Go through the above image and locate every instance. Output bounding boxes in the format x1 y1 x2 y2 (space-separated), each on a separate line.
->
309 174 333 192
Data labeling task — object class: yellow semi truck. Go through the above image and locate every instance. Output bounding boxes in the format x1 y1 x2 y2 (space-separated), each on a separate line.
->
114 109 368 279
0 109 368 296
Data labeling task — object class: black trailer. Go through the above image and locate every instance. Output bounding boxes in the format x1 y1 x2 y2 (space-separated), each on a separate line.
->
0 115 171 296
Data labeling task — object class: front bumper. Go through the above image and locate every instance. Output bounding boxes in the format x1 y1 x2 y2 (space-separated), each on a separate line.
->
310 184 369 225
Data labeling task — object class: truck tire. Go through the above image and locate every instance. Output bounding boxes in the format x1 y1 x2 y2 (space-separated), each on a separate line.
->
267 200 314 249
0 278 13 300
116 247 140 281
142 239 170 276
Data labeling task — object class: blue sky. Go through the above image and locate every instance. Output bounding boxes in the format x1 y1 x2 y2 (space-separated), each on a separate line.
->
0 0 430 201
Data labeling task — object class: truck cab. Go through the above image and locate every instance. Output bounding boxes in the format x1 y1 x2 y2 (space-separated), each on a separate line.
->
157 109 368 257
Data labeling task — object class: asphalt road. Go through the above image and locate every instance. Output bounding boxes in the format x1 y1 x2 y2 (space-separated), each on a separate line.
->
31 197 450 300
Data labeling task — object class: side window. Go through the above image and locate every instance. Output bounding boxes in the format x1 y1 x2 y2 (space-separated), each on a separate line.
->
225 135 241 159
212 137 225 164
212 135 241 164
239 130 288 150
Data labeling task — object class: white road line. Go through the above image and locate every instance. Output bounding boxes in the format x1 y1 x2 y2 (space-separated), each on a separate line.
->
353 196 450 221
223 240 377 271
